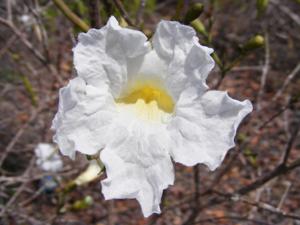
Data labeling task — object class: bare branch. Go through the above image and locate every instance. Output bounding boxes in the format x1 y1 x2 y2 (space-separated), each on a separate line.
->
107 201 116 225
257 32 270 111
237 156 299 196
24 1 52 62
88 0 101 28
194 215 271 225
280 121 300 165
0 34 17 59
194 137 300 216
182 166 201 225
272 63 300 102
231 65 263 72
6 0 12 22
194 165 200 206
112 0 135 27
239 196 300 221
0 17 47 65
0 157 35 217
0 109 39 167
271 0 300 26
258 103 290 130
277 181 291 210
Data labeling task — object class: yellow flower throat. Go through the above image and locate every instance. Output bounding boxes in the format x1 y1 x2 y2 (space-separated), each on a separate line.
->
115 83 175 122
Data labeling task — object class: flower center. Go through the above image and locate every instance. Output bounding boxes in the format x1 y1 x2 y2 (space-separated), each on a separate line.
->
115 83 174 122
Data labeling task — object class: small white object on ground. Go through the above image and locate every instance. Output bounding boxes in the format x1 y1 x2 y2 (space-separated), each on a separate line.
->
35 143 63 172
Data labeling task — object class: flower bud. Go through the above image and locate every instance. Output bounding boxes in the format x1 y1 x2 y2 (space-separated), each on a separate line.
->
72 195 93 210
241 35 265 53
184 3 204 24
190 19 207 36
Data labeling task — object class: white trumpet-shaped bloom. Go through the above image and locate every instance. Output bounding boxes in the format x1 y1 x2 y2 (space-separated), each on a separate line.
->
52 16 252 217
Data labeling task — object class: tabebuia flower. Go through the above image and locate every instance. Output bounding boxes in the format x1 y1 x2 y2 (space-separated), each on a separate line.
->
52 16 252 217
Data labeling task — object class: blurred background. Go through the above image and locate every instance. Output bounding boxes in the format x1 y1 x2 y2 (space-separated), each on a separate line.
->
0 0 300 224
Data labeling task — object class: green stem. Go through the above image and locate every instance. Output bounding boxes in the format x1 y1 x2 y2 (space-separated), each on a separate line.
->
52 0 90 32
223 54 245 73
96 158 105 174
20 75 38 107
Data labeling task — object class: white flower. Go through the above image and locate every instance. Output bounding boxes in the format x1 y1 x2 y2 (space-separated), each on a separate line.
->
35 143 63 172
52 16 253 217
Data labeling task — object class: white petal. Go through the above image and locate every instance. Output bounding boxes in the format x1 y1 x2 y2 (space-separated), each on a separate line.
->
169 90 252 170
100 125 174 217
73 16 150 97
184 42 215 91
52 77 116 158
152 20 214 99
131 50 168 83
153 20 196 61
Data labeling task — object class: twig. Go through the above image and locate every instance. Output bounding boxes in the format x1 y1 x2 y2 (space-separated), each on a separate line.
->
202 140 252 197
258 103 290 130
204 148 240 193
0 17 47 65
192 137 300 217
7 208 49 225
107 201 115 225
248 186 264 219
193 215 271 225
156 0 174 11
0 168 78 184
214 52 245 89
238 196 300 221
237 160 299 196
19 186 44 207
277 181 291 210
280 121 300 165
182 165 201 225
52 0 90 32
231 65 263 72
257 32 270 111
88 0 101 28
0 157 35 217
112 0 135 27
272 63 300 102
0 34 17 59
6 0 12 22
0 91 58 168
24 1 51 63
4 3 64 86
102 0 113 17
0 108 39 167
200 160 300 217
271 0 300 26
194 165 200 207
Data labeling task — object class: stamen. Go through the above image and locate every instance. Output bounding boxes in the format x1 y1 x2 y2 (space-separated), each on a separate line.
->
115 83 174 122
